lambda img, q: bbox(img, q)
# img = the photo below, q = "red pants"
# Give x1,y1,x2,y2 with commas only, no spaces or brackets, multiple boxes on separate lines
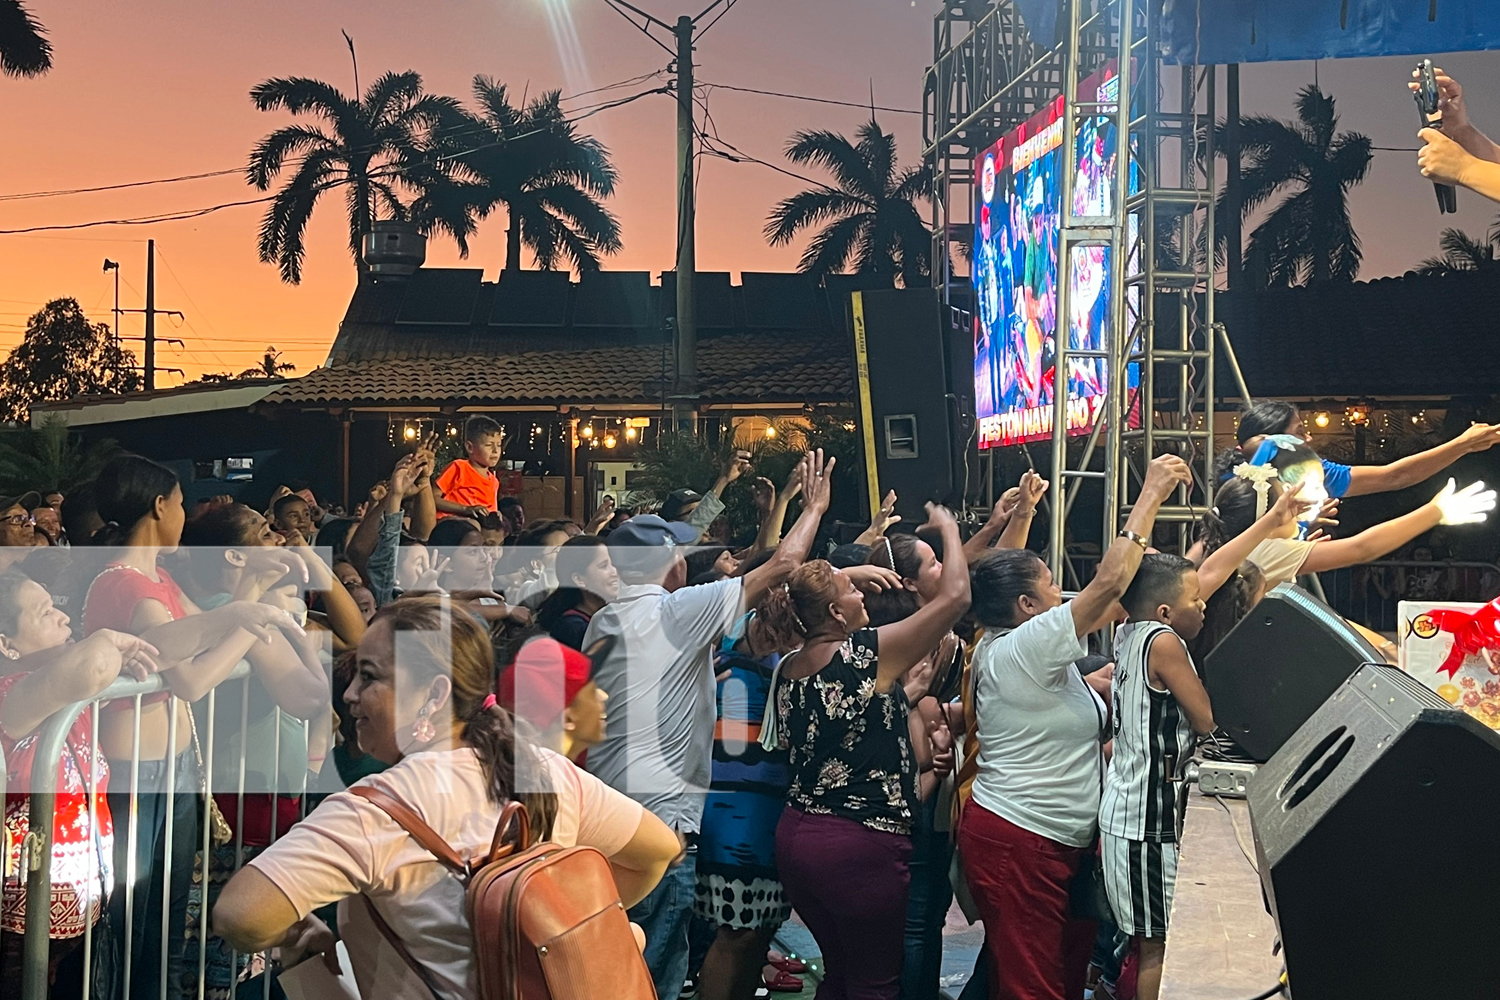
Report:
958,801,1097,1000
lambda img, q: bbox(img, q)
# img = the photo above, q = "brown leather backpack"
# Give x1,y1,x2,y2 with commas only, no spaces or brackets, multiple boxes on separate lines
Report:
349,784,657,1000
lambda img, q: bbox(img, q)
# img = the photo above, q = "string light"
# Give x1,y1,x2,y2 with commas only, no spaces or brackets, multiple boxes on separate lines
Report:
765,424,777,439
626,426,638,441
582,424,595,439
403,425,417,440
1314,412,1330,428
603,433,618,449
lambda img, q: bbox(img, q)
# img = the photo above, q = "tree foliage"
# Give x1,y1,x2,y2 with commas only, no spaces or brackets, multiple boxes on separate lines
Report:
0,0,50,78
411,78,622,273
1417,217,1500,275
246,71,460,283
0,417,119,496
1214,86,1372,287
0,298,141,422
765,119,934,288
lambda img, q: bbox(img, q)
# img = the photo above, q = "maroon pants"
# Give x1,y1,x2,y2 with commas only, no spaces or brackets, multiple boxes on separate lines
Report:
958,802,1097,1000
775,807,913,1000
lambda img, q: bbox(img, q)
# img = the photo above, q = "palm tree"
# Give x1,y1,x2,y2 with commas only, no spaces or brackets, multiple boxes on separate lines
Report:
247,71,459,284
239,347,296,379
0,0,50,77
765,118,933,288
1213,85,1372,287
412,78,621,272
0,417,118,497
1417,218,1500,274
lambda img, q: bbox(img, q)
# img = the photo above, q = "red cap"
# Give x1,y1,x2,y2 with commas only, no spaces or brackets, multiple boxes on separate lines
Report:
497,637,595,731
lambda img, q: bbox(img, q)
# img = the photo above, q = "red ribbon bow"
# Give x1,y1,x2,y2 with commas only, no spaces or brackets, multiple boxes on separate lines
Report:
1428,597,1500,678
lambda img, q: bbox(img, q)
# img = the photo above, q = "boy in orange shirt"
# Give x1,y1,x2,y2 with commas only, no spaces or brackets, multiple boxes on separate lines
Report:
435,416,503,519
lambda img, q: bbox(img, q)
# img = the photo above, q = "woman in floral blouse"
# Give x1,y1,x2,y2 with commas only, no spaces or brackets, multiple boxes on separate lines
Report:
760,504,971,999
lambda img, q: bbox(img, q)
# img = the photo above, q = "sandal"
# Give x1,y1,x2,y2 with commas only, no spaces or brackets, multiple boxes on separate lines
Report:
762,969,805,993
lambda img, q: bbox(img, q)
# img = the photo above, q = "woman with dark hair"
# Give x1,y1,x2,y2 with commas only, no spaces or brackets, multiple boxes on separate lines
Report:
508,519,577,608
0,572,159,992
536,534,619,649
212,597,681,996
1215,400,1500,499
82,456,309,1000
759,503,971,1000
959,455,1189,1000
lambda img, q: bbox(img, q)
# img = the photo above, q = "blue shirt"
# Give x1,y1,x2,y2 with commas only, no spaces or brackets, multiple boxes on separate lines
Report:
1322,459,1352,499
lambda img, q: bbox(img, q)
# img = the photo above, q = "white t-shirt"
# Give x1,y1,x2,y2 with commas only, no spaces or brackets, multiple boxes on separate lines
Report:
1247,537,1317,587
583,577,745,832
968,603,1106,848
250,747,645,1000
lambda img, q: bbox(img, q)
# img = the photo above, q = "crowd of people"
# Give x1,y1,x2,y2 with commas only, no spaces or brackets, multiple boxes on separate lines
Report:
0,404,1496,1000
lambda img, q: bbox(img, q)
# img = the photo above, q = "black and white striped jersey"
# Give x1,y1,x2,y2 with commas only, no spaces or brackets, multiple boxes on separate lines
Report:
1099,620,1194,843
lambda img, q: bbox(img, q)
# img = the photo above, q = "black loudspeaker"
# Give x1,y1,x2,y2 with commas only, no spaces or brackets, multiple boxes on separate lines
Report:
849,288,963,519
1203,583,1380,762
1249,664,1500,998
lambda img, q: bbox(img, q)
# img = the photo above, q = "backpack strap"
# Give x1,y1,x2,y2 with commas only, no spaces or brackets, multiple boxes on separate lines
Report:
350,784,469,876
360,894,448,1000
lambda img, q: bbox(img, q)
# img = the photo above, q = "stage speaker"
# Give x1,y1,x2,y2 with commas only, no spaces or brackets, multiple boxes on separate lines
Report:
848,288,964,520
1249,664,1500,999
1203,583,1381,762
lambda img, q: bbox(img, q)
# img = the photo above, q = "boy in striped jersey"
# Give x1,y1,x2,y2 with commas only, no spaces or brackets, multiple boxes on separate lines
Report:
1099,554,1216,1000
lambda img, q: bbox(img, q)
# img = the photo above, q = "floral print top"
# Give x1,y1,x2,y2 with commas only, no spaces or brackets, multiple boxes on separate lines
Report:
775,629,916,835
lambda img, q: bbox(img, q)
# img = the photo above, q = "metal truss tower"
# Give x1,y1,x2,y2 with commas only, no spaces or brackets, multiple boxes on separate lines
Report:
924,0,1220,581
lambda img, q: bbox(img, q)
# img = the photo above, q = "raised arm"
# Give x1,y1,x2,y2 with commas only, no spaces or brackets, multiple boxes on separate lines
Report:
1413,67,1500,163
996,471,1047,551
744,469,801,559
1070,455,1193,637
962,489,1017,560
1197,483,1312,600
1344,423,1500,497
741,451,833,609
875,505,970,685
854,490,901,548
405,436,439,542
1301,479,1496,574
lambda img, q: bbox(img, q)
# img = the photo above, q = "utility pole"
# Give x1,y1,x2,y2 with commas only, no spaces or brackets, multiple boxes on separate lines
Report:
117,239,185,390
673,14,697,432
601,0,738,433
102,258,120,347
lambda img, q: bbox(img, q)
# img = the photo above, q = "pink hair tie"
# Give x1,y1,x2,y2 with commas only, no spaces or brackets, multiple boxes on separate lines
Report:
481,693,497,711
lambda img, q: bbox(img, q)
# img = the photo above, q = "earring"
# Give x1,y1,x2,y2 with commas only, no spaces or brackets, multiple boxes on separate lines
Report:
412,708,436,743
0,638,17,661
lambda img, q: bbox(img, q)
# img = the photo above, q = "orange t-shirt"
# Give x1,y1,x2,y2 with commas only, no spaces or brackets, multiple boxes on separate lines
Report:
435,459,499,514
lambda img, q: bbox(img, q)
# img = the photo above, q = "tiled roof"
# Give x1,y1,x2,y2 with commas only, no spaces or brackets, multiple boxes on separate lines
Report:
261,333,852,408
1224,270,1500,399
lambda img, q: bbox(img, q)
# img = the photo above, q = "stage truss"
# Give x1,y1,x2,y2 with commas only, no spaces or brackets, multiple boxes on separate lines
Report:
924,0,1221,585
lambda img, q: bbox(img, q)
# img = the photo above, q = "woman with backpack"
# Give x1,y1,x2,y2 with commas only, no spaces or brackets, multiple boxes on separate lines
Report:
212,596,680,999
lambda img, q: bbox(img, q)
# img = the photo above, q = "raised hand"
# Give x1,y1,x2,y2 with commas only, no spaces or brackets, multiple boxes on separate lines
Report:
871,489,901,536
723,450,752,485
924,501,958,532
1433,478,1498,526
798,450,836,514
991,487,1022,525
844,564,903,594
1458,422,1500,454
1268,481,1314,530
586,495,616,533
1411,66,1470,132
415,555,451,592
1016,469,1049,511
751,477,777,514
1141,455,1192,503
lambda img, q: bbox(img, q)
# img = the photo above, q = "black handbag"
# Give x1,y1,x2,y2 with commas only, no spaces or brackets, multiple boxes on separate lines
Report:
1067,688,1114,923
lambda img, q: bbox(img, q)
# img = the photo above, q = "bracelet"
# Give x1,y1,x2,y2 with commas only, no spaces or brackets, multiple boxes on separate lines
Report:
1118,529,1149,552
1015,507,1036,519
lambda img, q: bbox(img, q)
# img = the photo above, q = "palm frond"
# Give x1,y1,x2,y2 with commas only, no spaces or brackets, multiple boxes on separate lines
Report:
0,0,51,77
764,189,865,246
799,213,869,276
783,129,879,199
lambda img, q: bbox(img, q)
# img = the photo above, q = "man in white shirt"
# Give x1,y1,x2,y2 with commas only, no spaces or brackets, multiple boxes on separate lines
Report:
583,451,833,998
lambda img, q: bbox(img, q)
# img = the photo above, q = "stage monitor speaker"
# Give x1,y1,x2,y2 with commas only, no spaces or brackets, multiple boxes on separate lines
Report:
1203,583,1381,762
849,288,963,520
1249,664,1500,999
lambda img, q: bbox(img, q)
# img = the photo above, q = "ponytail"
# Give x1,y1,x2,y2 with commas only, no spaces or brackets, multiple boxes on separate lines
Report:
92,455,179,547
757,560,842,650
464,702,559,842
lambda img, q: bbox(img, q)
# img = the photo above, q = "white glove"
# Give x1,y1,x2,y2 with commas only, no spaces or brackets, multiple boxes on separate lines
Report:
1433,478,1497,526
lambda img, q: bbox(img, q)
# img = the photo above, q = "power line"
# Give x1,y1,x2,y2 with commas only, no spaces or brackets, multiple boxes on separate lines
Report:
0,168,244,204
0,90,665,237
697,79,921,115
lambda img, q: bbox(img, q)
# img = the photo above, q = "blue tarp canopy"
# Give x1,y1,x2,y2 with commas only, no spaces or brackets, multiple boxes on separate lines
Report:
1011,0,1500,65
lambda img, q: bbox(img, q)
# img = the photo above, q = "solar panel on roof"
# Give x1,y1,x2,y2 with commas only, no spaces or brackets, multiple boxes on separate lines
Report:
489,270,571,327
741,272,820,329
574,271,653,328
395,269,484,326
658,272,734,329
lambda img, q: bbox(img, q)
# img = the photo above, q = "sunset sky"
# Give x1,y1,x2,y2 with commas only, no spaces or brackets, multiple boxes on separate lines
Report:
2,1,1497,385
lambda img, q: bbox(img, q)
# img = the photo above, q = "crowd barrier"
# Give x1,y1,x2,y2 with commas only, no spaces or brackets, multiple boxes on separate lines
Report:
1317,559,1500,633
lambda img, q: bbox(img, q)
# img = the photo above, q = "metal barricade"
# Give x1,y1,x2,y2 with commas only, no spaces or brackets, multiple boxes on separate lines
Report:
1316,559,1500,634
16,661,329,1000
